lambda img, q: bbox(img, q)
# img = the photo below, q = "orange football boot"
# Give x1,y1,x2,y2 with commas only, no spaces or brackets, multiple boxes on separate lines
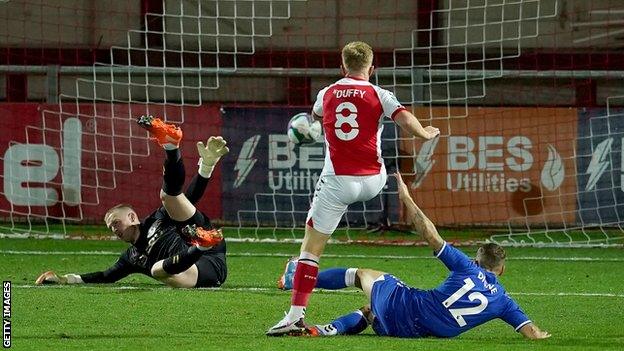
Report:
182,224,223,248
137,115,182,148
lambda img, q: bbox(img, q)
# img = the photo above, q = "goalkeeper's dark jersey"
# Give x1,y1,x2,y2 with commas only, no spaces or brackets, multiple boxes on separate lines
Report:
80,207,226,283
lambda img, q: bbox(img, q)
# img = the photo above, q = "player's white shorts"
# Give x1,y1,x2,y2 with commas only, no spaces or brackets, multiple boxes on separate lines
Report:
306,173,387,235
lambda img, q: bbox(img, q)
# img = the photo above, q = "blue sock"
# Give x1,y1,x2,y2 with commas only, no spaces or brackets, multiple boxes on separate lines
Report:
316,267,348,289
330,311,368,335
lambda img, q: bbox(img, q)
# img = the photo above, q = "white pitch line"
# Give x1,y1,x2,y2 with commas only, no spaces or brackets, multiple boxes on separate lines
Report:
1,250,119,255
11,285,624,298
1,250,623,262
512,292,624,298
12,285,361,294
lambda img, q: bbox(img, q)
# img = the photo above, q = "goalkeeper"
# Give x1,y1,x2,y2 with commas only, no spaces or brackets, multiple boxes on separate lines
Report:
36,116,228,288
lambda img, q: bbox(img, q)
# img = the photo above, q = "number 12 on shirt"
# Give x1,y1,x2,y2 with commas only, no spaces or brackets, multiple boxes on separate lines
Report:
442,278,489,327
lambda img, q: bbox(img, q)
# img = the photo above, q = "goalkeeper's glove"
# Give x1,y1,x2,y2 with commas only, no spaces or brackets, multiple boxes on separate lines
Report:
35,271,83,285
196,136,230,178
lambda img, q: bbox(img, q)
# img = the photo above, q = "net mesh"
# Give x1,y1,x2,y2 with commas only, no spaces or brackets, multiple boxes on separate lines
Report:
1,0,623,246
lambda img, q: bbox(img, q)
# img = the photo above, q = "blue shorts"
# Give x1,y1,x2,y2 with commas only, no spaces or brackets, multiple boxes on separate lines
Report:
370,274,429,338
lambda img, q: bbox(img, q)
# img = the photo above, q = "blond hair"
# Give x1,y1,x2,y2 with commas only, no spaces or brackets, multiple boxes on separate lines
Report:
104,203,134,223
476,243,506,271
341,41,373,73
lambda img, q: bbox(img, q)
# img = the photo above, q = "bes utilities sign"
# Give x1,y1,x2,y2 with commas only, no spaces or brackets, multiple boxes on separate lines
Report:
401,107,579,225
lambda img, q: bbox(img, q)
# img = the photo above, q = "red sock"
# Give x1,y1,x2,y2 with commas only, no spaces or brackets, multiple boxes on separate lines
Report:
291,260,319,307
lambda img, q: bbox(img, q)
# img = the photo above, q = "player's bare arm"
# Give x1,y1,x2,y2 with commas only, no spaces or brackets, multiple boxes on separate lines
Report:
394,172,444,251
519,323,551,340
394,110,440,140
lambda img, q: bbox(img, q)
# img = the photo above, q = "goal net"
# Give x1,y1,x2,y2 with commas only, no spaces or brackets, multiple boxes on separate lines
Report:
1,0,622,246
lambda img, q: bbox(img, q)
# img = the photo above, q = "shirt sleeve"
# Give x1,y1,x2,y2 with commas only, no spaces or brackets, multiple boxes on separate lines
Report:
80,253,137,284
434,242,475,272
312,87,328,117
375,87,406,119
500,296,532,332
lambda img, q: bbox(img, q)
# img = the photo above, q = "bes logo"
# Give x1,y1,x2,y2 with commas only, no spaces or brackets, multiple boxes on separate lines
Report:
232,134,323,191
411,135,566,193
584,138,612,191
233,135,261,188
583,137,624,192
413,138,439,188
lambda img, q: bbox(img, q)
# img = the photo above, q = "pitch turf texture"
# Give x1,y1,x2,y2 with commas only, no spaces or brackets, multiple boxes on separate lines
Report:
2,236,623,350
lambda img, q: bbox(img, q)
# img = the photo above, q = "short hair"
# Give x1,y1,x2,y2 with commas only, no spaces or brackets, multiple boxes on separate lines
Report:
476,243,506,271
341,41,374,73
104,204,134,223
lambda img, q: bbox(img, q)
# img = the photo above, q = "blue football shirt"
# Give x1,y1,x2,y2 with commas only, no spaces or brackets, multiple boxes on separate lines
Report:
410,242,531,337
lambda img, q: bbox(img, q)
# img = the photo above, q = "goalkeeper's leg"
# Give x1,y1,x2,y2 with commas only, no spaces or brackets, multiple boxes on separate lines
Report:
158,145,196,222
139,115,228,222
136,115,197,222
150,245,226,288
150,246,204,288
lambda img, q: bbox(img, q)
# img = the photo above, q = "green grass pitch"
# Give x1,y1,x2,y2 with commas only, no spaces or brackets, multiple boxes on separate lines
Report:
1,237,623,350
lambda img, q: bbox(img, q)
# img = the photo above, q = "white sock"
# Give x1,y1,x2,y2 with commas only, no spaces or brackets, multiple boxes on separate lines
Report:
286,306,306,322
162,144,178,151
345,268,357,287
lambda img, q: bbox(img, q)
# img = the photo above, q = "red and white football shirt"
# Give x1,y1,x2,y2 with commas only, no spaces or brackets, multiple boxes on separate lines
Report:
313,77,406,176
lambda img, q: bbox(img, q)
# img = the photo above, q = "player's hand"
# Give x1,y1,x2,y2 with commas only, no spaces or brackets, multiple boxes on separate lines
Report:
308,120,322,142
394,173,411,200
35,270,67,285
422,125,440,140
197,136,229,166
537,330,552,339
519,323,551,340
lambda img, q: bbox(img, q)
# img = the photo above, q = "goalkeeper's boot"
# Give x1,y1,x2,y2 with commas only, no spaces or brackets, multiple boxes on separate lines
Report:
182,224,223,249
277,257,298,290
266,316,307,336
137,115,182,149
